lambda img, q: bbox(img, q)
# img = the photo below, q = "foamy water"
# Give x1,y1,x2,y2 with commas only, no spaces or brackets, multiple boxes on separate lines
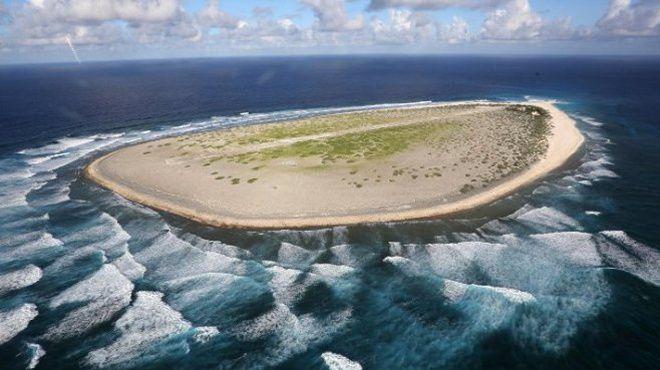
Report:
0,101,658,368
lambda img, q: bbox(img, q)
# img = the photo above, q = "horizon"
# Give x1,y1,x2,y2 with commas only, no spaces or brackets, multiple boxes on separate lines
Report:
1,0,659,65
2,51,660,67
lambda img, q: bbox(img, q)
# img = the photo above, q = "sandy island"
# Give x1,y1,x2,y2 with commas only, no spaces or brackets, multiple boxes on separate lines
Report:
85,101,584,229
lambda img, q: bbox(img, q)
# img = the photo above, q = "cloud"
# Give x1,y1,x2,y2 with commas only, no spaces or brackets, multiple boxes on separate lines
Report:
224,17,312,49
0,0,657,61
438,16,473,43
197,0,240,29
597,0,660,37
28,0,182,24
480,0,542,40
480,0,582,41
370,9,435,44
5,0,211,47
367,0,505,11
301,0,364,31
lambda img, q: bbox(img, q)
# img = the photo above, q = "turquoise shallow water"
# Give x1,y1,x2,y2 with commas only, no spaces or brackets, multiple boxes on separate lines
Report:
0,56,659,369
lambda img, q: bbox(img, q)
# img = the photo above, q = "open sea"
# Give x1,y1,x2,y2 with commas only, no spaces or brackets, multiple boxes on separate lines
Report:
0,56,659,369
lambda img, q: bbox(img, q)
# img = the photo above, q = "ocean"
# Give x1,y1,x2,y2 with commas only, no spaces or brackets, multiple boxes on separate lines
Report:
0,56,659,369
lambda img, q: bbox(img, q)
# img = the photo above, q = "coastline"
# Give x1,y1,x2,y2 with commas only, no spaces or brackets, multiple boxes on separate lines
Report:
84,100,584,229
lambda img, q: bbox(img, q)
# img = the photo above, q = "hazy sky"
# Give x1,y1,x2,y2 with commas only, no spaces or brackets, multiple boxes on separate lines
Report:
1,0,659,64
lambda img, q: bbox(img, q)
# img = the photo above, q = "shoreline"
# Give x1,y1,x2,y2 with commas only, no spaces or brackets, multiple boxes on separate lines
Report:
85,100,584,229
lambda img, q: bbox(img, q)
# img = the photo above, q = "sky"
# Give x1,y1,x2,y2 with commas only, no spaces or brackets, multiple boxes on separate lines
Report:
0,0,658,64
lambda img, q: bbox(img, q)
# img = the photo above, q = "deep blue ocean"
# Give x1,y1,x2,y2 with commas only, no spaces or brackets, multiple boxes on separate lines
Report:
0,56,659,369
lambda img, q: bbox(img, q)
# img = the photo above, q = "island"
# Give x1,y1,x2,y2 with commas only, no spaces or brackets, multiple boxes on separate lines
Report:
85,101,584,229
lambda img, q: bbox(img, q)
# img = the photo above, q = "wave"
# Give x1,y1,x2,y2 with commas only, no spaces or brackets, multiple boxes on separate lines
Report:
0,303,38,345
112,251,146,281
276,242,322,268
0,232,63,262
578,157,618,180
60,212,131,259
43,264,134,341
268,265,314,307
329,244,380,268
575,114,605,127
321,352,362,370
596,230,660,285
19,136,99,156
86,291,192,368
309,263,355,279
229,302,353,368
0,264,42,295
528,232,602,267
163,271,270,327
176,232,253,259
134,231,261,283
443,279,536,304
26,342,46,369
192,326,219,344
512,206,581,232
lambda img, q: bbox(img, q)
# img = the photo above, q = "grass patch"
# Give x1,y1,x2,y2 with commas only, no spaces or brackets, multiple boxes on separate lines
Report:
229,121,460,164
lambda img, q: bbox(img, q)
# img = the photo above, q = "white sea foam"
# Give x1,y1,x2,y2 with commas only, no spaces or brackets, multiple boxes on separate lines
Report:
0,232,63,261
27,181,71,208
267,265,313,307
19,137,98,156
2,214,49,231
231,303,296,342
321,352,362,370
43,246,106,276
135,231,250,281
309,263,355,279
442,279,469,302
86,291,192,368
112,251,147,281
26,342,46,369
579,157,618,180
424,241,507,279
0,170,46,209
597,231,660,285
329,244,378,268
163,272,246,318
575,115,605,127
0,264,42,295
231,303,352,367
513,206,580,231
529,232,602,267
383,255,422,275
585,210,601,216
0,303,38,345
482,285,536,304
277,242,321,267
0,231,44,249
49,264,133,308
61,213,130,258
44,264,134,340
178,232,252,259
192,326,219,344
443,279,536,304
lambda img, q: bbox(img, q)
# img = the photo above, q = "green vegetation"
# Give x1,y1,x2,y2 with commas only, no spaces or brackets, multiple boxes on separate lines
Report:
158,104,554,194
228,120,460,165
